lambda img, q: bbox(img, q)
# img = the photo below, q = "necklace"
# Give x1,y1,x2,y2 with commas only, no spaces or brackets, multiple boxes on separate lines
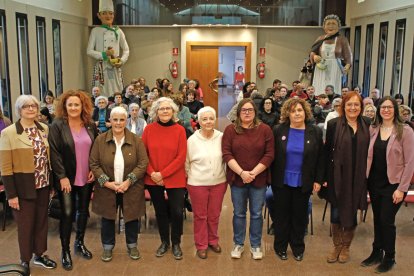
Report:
380,125,393,131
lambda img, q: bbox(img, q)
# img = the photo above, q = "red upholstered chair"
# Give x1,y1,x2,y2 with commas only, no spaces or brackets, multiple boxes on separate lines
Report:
0,184,9,231
403,191,414,221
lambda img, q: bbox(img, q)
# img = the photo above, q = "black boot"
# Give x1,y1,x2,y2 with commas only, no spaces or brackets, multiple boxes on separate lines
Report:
361,248,383,267
172,244,183,260
155,241,170,257
74,213,92,259
61,249,73,271
375,256,395,273
74,239,93,260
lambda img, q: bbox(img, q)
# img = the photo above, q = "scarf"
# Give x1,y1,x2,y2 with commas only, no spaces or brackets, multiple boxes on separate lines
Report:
310,32,340,55
332,116,369,228
100,24,119,40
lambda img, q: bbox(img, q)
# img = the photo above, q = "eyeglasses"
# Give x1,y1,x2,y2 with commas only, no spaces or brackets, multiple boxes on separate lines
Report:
158,107,172,112
380,105,394,110
241,108,254,114
22,104,38,110
264,102,272,105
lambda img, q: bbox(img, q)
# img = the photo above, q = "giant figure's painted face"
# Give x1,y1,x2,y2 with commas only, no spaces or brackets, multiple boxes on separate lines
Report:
97,11,114,26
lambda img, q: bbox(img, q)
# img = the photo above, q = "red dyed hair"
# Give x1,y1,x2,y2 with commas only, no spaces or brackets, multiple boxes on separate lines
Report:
339,91,363,117
55,89,93,125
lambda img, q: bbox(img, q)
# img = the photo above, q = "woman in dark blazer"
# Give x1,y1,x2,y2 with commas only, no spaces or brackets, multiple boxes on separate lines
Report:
272,98,324,261
49,90,98,270
324,91,370,264
92,96,111,133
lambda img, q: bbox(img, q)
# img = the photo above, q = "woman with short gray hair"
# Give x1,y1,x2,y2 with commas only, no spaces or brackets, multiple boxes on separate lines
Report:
186,106,227,259
142,97,187,260
126,103,147,137
90,106,148,262
0,95,57,274
93,96,111,133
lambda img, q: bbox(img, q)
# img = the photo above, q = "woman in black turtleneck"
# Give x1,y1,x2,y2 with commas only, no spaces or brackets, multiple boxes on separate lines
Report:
142,97,187,260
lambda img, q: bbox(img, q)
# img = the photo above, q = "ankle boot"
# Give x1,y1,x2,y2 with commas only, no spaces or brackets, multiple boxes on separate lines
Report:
375,256,395,273
61,250,73,271
74,239,93,260
338,227,355,263
361,248,383,267
327,223,343,263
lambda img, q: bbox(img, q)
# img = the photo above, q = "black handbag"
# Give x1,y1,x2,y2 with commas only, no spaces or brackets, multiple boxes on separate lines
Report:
48,195,61,220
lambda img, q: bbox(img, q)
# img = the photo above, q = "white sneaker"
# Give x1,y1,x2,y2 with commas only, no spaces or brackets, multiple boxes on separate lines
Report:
250,247,263,260
231,245,244,259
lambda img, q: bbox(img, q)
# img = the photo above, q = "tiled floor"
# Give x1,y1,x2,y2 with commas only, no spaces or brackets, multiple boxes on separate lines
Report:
1,191,414,276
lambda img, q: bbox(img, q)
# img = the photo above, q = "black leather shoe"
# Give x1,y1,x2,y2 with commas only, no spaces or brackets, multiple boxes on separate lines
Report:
375,258,395,273
33,255,57,269
293,253,304,261
20,261,30,275
172,244,183,260
61,250,73,271
275,251,288,260
155,242,170,257
361,249,383,267
74,240,93,260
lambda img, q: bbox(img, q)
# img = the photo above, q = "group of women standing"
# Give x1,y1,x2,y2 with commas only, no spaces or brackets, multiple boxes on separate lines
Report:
0,89,413,274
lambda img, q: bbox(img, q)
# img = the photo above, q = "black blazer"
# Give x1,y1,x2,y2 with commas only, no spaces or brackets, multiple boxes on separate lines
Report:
92,107,111,123
49,118,98,188
271,122,324,193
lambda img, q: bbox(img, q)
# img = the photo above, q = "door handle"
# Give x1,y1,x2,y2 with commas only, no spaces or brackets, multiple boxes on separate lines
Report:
208,78,219,93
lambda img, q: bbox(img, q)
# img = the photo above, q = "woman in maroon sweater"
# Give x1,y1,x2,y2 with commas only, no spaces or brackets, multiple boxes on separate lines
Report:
142,97,187,260
222,98,274,260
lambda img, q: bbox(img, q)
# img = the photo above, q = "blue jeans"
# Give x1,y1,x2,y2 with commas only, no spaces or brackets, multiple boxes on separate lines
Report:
231,185,266,248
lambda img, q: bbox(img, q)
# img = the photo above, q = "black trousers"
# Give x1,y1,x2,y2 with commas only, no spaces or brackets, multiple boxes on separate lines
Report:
101,193,140,249
369,184,405,258
146,185,185,245
272,185,311,255
58,184,93,250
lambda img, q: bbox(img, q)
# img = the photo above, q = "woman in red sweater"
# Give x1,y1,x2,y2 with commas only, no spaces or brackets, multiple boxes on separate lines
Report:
142,97,187,260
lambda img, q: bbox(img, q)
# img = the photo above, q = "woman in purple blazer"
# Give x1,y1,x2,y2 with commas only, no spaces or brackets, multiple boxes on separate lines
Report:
361,96,414,273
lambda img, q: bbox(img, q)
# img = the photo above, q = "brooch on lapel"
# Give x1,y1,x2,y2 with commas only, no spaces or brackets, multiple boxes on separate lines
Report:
282,136,286,141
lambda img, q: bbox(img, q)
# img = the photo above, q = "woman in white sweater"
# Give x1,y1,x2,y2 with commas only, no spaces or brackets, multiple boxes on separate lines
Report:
185,106,227,259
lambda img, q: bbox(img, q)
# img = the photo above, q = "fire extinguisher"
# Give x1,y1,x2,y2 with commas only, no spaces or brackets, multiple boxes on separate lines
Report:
169,61,178,79
256,61,265,79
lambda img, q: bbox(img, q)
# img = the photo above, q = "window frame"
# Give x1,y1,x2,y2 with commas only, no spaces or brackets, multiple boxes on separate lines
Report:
36,16,49,100
0,10,11,120
391,19,406,96
52,19,63,95
352,26,362,89
375,22,388,96
15,12,31,95
362,24,374,98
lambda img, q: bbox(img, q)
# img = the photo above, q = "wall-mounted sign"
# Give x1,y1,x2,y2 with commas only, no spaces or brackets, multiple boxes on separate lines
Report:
172,48,179,56
259,48,266,57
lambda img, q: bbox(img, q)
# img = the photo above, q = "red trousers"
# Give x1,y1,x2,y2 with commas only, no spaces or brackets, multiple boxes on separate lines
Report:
187,183,227,250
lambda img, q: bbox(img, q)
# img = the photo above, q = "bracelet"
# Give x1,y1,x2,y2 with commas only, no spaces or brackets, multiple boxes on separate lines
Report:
239,170,244,176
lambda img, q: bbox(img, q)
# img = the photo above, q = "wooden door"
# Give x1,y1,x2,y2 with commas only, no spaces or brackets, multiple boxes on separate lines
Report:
187,46,219,113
